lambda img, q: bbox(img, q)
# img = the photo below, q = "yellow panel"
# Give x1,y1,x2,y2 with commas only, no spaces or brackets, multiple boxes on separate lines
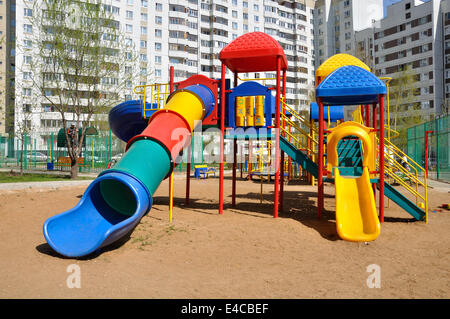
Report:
316,54,371,84
236,97,246,127
334,167,380,242
254,95,265,126
245,96,255,127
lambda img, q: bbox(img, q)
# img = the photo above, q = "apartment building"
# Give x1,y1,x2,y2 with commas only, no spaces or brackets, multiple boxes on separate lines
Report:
355,0,449,119
0,0,15,138
313,0,384,68
9,0,316,153
441,0,450,114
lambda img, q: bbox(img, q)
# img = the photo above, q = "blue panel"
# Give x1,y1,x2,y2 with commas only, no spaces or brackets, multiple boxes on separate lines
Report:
316,66,387,105
310,103,344,121
227,81,274,128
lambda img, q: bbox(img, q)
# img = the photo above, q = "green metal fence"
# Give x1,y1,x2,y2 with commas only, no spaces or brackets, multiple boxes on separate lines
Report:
0,129,206,174
407,115,450,182
0,130,126,173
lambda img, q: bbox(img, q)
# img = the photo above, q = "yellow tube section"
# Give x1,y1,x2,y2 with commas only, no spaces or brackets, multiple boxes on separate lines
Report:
165,91,205,133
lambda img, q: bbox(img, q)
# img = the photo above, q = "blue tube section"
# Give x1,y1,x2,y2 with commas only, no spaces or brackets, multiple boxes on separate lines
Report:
43,171,151,257
109,100,158,143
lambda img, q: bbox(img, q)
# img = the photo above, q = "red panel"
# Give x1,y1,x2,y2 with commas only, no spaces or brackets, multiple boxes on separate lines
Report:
127,110,191,161
219,32,288,72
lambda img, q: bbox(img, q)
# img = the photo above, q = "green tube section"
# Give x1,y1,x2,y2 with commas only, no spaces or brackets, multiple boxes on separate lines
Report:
99,139,171,216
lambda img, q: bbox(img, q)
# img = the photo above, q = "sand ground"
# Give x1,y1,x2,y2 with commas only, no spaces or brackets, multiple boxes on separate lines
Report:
0,174,449,298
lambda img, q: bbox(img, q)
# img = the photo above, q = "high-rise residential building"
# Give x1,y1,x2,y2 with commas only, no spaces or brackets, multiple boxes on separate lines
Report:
0,0,16,138
313,0,384,68
355,0,450,119
9,0,317,151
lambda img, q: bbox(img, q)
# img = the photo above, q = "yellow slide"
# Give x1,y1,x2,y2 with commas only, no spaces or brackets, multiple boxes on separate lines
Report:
334,167,380,242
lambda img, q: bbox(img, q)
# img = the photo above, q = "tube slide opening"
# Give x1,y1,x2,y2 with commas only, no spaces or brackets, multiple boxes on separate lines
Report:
98,178,138,217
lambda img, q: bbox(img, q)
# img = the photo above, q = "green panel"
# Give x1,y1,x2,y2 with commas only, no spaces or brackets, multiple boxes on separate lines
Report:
106,139,171,195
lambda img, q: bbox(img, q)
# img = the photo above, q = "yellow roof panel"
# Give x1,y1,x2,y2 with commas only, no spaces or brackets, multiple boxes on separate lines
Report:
316,54,371,83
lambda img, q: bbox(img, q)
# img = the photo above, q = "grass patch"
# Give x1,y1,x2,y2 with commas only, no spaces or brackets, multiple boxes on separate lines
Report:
0,171,94,183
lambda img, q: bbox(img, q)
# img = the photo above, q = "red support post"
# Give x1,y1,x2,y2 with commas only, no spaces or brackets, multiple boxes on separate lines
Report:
232,73,238,207
379,95,385,223
372,103,377,195
318,98,324,219
219,64,226,215
232,139,237,207
365,104,370,127
273,57,281,218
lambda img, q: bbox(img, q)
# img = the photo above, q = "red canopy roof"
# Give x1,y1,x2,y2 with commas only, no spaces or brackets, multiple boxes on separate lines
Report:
219,32,288,73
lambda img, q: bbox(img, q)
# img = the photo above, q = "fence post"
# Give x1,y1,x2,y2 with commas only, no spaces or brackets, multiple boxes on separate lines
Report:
435,117,440,180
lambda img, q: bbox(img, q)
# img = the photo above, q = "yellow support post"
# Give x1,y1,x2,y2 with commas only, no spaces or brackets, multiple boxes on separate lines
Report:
169,171,174,222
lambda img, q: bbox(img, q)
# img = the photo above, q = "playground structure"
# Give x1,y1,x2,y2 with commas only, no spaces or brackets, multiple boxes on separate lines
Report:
42,32,429,258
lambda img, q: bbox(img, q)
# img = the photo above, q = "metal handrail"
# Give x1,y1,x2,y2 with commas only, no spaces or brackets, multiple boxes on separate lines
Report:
133,82,170,118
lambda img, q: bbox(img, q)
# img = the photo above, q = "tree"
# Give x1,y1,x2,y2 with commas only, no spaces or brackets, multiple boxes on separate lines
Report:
388,65,422,150
15,106,36,175
22,0,141,178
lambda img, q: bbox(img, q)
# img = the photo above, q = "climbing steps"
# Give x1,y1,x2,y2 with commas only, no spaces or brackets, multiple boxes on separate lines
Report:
280,136,318,178
378,182,425,221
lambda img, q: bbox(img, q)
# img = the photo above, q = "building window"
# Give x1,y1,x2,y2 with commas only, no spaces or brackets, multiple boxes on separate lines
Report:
155,16,162,24
126,10,133,19
155,43,162,51
155,56,161,64
24,24,33,33
155,29,162,37
24,8,32,17
156,3,163,11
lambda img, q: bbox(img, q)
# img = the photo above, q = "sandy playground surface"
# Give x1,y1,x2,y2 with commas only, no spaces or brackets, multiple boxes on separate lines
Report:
0,173,449,299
